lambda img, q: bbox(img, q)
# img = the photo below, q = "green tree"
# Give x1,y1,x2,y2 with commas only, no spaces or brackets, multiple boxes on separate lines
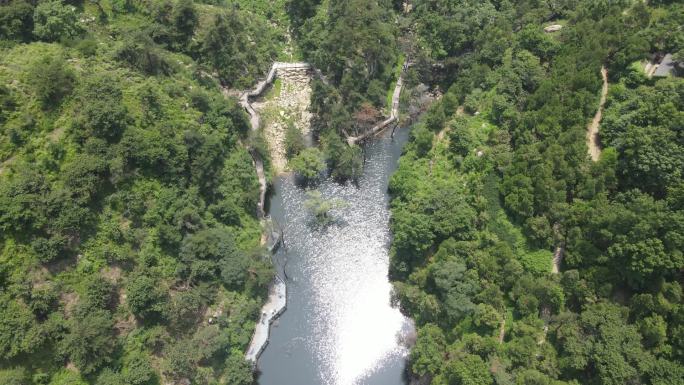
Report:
412,125,433,157
304,190,347,226
0,0,35,41
125,274,168,321
32,0,82,42
171,0,197,49
223,352,254,385
75,74,129,142
27,55,75,109
59,308,116,374
179,227,249,288
410,324,446,377
290,147,325,183
163,339,197,380
284,122,305,159
435,354,492,385
0,296,42,360
448,118,475,159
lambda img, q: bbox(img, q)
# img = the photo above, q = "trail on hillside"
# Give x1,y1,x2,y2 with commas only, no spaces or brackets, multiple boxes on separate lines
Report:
587,66,608,161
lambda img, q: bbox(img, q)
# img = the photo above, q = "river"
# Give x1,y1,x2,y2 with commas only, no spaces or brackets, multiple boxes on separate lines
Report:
257,126,413,385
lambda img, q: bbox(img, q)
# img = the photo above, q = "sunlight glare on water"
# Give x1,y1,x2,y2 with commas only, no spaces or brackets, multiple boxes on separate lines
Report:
274,137,409,385
259,128,413,385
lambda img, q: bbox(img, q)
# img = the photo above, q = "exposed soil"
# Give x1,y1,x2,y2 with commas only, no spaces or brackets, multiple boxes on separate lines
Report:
587,66,608,161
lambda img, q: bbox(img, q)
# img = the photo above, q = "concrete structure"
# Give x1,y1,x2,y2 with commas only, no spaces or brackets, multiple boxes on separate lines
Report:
544,24,563,33
653,53,676,77
238,62,321,218
245,276,287,362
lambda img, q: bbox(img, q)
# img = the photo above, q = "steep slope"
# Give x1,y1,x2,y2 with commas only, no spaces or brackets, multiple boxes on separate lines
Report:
0,1,285,384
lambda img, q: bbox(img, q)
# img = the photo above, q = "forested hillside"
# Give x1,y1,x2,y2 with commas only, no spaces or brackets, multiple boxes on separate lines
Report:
2,0,683,384
287,0,402,181
0,0,284,384
389,1,684,384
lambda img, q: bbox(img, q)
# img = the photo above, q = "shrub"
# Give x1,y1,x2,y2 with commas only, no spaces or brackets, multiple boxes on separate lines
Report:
27,55,75,109
32,0,83,42
284,122,305,159
0,367,29,385
290,147,325,183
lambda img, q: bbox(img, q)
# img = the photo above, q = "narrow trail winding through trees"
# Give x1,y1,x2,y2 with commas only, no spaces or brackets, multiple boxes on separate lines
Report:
587,66,608,161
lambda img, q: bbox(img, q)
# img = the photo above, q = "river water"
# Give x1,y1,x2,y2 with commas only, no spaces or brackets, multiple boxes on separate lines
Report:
257,126,413,385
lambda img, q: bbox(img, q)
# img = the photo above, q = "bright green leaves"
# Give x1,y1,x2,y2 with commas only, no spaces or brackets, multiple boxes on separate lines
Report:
290,147,325,183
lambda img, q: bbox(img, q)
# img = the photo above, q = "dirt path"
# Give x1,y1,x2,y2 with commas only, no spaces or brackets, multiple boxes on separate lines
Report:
587,66,608,161
551,245,563,274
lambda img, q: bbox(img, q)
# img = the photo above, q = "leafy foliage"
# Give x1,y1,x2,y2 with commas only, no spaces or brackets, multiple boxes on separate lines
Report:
32,0,83,42
390,1,684,384
290,147,325,183
0,1,276,383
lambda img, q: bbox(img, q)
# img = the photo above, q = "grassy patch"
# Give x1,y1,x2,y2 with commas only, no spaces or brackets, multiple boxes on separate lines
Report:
520,249,553,274
265,78,282,101
483,173,551,275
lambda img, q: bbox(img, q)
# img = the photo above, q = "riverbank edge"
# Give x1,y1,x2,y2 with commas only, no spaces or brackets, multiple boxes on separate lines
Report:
236,62,310,364
237,59,408,365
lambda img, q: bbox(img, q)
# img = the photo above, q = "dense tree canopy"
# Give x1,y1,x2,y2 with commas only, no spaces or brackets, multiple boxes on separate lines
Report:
1,0,683,384
0,0,277,383
389,1,684,384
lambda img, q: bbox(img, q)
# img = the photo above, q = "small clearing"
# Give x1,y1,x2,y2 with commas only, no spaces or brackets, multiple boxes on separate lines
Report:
0,155,16,175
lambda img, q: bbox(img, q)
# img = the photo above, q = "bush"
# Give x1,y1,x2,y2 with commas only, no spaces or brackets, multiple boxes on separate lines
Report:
284,122,305,159
0,0,35,41
28,55,75,109
520,249,552,275
32,0,83,42
290,147,325,183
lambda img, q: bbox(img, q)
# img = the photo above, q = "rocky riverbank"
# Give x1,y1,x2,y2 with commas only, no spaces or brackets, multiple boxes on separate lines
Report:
252,68,313,173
